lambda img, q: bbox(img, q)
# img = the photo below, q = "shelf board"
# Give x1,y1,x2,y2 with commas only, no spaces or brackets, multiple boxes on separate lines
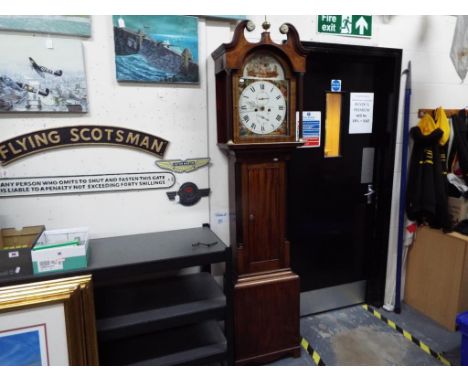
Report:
99,321,227,366
0,227,227,287
96,272,226,340
89,227,227,282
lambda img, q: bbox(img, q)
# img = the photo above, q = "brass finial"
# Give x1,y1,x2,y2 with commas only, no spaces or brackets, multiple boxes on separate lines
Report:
279,23,289,34
262,16,270,31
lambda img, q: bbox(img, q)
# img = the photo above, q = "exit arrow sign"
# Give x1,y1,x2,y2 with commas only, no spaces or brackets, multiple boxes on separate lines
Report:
318,15,372,38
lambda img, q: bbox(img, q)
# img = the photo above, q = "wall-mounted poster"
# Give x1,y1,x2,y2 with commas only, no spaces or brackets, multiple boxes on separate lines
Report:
0,35,88,113
113,15,199,83
0,16,91,37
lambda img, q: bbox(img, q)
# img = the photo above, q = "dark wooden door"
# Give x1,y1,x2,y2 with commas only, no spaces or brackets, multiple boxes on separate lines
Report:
288,42,401,312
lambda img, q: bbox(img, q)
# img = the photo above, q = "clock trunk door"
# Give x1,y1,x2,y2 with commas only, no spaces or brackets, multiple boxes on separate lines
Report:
241,161,287,274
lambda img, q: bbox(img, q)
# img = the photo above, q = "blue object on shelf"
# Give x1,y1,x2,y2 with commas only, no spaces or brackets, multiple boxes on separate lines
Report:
456,311,468,366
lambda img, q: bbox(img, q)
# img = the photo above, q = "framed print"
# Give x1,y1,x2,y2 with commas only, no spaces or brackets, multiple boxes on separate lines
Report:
112,15,199,83
0,16,91,37
0,275,98,365
0,34,88,113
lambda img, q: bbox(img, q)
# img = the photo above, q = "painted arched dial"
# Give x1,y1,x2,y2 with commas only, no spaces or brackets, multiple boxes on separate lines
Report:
238,80,287,135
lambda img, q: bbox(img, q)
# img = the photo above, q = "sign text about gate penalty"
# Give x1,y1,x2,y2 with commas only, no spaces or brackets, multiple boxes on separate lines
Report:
0,126,170,165
0,173,176,197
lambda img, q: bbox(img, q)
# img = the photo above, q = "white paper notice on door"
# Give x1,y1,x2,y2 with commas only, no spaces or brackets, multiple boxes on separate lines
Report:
349,93,374,134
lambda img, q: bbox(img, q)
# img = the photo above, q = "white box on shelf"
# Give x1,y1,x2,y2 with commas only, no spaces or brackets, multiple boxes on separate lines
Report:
31,227,89,274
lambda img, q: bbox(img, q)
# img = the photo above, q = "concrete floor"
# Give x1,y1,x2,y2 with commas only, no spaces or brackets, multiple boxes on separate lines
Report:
269,302,462,366
377,303,461,365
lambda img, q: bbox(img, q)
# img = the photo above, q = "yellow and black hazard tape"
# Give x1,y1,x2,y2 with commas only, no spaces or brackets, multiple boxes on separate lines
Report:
362,304,451,366
301,337,325,366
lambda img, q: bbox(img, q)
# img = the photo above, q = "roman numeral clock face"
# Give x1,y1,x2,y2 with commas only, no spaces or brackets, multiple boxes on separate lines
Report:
238,80,288,136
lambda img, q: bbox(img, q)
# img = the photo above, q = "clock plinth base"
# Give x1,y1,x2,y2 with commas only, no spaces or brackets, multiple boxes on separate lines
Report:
233,270,300,365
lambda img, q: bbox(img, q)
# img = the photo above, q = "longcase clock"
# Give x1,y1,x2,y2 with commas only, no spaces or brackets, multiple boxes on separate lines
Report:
212,20,307,364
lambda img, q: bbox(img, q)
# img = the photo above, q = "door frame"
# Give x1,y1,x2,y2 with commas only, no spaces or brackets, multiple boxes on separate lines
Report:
299,41,402,308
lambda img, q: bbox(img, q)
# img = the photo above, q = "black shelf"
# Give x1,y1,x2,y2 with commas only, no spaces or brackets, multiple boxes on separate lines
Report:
89,227,227,282
0,227,227,287
96,272,226,341
0,226,232,365
99,321,227,366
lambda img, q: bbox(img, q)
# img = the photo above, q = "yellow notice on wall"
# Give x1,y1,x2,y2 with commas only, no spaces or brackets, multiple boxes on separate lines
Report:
324,92,342,157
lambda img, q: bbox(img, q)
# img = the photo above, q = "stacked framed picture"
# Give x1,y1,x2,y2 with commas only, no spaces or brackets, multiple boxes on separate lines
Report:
0,275,98,366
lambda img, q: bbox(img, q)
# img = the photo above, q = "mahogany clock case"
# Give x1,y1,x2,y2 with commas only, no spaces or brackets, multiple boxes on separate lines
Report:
211,21,306,365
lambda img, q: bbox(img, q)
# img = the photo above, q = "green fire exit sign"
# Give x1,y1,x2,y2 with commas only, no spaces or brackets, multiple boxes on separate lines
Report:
318,15,372,38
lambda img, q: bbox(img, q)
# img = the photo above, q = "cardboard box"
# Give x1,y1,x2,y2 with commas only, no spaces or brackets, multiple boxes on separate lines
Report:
448,196,468,226
31,227,89,274
0,225,45,278
405,226,468,330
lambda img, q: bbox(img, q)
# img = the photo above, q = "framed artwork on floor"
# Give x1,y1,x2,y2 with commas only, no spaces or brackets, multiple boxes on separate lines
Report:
0,275,98,366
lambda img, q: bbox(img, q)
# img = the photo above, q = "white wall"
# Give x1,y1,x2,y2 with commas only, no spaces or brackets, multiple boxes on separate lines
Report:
0,16,217,238
1,16,466,302
376,16,464,308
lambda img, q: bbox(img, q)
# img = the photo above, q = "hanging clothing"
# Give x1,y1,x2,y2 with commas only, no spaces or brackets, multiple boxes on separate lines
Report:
450,109,468,186
406,108,452,230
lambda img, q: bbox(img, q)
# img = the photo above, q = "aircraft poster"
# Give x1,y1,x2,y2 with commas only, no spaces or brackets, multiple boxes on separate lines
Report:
0,34,88,113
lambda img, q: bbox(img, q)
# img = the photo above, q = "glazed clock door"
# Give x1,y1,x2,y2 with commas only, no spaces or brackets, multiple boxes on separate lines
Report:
238,80,287,135
233,51,296,143
240,160,287,274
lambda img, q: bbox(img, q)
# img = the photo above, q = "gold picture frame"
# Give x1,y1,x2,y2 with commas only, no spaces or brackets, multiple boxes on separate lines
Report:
0,275,98,365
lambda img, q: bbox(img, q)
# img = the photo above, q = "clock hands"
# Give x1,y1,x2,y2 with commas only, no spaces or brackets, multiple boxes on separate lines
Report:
240,107,256,113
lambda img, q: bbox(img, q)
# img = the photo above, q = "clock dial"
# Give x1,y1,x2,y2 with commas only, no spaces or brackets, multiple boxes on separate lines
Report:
238,80,287,135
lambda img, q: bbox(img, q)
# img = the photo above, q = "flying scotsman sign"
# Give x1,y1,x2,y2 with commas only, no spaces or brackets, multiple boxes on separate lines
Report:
0,126,170,165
